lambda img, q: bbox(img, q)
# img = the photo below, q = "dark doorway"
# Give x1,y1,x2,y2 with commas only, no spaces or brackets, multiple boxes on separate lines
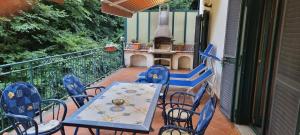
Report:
233,0,284,134
249,0,283,133
233,0,300,135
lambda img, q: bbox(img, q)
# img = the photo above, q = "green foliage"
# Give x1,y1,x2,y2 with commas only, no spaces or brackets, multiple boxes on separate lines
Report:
0,0,191,64
0,0,124,64
168,0,195,10
148,0,195,10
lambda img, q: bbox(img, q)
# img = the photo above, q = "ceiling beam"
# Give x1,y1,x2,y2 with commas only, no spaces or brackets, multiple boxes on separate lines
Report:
102,0,134,13
110,0,129,5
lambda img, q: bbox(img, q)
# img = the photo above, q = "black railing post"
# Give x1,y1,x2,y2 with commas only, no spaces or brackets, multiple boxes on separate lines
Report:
120,36,126,67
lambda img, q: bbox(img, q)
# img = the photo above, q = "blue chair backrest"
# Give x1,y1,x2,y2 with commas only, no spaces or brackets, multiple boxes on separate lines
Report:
63,74,86,106
191,69,213,87
145,65,170,85
195,95,217,134
200,44,214,64
0,82,41,118
192,82,208,110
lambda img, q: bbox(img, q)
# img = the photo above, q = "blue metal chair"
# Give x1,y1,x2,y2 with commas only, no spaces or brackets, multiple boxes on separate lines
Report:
138,44,214,80
63,74,105,108
163,82,209,127
136,65,170,109
63,74,106,135
159,95,217,135
0,82,67,135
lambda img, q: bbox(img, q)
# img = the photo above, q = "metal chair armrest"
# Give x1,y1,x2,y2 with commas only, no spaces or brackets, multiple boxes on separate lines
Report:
85,86,106,95
170,92,195,101
5,113,35,121
85,86,106,89
170,92,195,108
167,107,200,118
71,94,94,98
5,113,39,134
169,102,194,108
41,99,67,121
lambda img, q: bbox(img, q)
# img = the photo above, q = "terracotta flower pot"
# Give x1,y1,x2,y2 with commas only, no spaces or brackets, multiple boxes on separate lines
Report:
105,46,117,52
105,43,118,52
132,43,141,50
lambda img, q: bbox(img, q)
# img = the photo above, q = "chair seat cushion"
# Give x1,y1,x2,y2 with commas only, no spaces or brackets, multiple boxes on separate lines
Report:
162,129,190,135
27,120,61,134
166,108,189,119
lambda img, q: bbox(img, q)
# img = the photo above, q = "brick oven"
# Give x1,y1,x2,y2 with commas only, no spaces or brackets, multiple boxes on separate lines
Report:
150,6,175,69
124,6,195,70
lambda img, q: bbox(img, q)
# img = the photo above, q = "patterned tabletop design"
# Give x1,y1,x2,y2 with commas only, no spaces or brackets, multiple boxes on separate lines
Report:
63,82,162,133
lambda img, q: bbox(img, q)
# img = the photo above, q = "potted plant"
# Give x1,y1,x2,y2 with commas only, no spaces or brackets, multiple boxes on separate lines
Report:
131,39,141,50
146,42,153,50
105,43,118,52
176,43,185,51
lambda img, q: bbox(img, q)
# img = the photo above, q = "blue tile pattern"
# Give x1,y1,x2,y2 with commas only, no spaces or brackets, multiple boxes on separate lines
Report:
1,82,41,118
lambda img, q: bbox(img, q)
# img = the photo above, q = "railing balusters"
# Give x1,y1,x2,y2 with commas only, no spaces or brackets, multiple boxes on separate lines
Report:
0,48,122,133
29,62,34,84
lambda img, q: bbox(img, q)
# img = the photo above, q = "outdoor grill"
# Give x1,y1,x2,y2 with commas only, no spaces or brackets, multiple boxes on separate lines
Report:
151,5,175,68
124,5,195,70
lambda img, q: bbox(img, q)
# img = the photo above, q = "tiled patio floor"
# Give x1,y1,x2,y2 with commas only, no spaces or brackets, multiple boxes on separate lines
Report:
5,67,240,135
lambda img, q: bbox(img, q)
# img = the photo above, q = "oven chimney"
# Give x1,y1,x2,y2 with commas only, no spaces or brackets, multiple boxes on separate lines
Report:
154,5,172,38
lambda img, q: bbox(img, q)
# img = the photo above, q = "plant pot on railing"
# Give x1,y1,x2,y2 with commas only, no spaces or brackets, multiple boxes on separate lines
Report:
105,43,118,52
177,45,185,51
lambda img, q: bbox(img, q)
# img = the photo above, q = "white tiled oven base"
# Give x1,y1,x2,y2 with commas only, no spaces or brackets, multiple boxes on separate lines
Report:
124,50,193,70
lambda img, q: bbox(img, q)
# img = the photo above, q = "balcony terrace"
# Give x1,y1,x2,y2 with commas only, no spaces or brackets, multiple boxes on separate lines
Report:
0,48,239,135
56,67,239,135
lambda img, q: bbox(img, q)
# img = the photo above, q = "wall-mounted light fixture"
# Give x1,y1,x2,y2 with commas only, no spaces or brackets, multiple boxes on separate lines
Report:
204,0,212,8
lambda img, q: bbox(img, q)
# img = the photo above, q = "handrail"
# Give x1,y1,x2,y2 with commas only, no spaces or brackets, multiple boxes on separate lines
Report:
0,48,101,68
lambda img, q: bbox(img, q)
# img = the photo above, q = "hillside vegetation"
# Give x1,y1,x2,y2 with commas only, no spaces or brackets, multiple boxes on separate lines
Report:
0,0,194,64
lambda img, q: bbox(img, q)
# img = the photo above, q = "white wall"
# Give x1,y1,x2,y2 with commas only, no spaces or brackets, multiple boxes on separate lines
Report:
207,0,229,97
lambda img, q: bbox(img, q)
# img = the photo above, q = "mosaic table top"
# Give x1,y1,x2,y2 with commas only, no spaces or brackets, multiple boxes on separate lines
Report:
63,82,162,133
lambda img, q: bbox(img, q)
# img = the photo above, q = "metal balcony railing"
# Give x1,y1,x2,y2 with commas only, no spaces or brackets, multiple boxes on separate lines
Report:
0,48,123,133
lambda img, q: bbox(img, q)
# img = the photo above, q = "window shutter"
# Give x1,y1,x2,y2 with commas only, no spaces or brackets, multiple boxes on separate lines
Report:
268,0,300,135
220,0,242,119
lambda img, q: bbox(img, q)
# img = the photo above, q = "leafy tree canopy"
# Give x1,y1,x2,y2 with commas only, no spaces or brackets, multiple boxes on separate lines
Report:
0,0,123,64
0,0,194,64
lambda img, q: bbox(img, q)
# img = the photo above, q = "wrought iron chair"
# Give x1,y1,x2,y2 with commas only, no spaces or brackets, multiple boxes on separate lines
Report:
163,82,208,126
63,74,105,134
136,65,170,109
159,95,217,135
0,82,67,135
62,74,105,108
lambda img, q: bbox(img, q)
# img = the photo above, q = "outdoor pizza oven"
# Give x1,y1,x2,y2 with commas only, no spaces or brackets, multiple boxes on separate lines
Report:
153,5,173,51
124,5,195,70
151,5,174,68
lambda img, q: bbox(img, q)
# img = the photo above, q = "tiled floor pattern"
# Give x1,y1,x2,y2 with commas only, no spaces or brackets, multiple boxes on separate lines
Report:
4,67,240,135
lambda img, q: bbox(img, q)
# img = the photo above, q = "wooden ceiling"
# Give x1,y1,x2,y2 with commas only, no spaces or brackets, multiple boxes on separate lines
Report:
100,0,169,18
0,0,167,18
